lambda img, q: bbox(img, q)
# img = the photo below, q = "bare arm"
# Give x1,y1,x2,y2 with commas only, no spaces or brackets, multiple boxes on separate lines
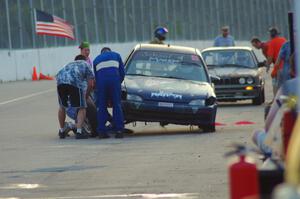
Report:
266,56,273,72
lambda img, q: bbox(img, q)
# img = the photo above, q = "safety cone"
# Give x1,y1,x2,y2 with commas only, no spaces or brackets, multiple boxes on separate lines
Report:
32,66,38,81
39,72,54,80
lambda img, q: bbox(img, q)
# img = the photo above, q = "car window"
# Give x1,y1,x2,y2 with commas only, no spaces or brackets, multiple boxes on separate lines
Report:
202,50,256,68
126,50,208,82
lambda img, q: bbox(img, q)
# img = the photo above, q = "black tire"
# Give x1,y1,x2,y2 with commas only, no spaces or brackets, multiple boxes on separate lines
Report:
200,124,216,133
252,89,265,105
86,99,98,136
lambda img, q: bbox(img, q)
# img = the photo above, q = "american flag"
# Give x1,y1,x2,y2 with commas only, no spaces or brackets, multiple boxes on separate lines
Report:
34,9,75,40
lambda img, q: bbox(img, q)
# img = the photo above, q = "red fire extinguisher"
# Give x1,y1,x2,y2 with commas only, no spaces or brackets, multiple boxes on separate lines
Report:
227,145,260,199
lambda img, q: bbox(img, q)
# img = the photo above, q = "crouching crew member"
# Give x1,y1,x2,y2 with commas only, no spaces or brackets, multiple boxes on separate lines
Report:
93,47,125,139
56,55,94,139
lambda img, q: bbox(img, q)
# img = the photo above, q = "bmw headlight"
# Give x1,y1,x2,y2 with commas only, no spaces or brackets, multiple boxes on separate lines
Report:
189,99,205,106
239,77,246,84
127,94,143,101
246,77,254,84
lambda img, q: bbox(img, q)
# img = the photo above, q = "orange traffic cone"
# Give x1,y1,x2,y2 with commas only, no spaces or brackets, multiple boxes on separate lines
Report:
39,72,54,80
32,66,38,81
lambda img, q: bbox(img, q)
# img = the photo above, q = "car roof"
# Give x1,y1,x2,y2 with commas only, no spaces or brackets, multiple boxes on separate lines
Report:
201,46,253,52
134,43,198,54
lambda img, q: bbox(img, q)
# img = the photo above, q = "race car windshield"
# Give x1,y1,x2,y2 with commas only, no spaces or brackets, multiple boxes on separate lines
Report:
202,50,255,68
126,50,208,82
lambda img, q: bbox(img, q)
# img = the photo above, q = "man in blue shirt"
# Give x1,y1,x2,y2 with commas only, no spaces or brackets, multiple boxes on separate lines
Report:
56,55,94,139
93,47,125,139
275,41,291,88
214,26,235,47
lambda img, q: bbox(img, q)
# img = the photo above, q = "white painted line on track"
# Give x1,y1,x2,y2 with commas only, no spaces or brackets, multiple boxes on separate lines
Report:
0,193,200,199
0,88,55,106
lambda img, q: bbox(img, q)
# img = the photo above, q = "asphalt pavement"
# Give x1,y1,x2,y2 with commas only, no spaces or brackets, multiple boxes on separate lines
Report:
0,74,272,199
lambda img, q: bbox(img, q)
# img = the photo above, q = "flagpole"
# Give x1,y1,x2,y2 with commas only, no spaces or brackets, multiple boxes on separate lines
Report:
33,8,42,74
5,0,18,80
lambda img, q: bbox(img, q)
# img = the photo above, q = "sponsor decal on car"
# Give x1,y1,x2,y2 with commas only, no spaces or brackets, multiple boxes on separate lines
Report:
151,91,183,100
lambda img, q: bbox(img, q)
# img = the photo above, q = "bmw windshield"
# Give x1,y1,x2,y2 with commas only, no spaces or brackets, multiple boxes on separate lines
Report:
202,50,255,68
126,50,209,82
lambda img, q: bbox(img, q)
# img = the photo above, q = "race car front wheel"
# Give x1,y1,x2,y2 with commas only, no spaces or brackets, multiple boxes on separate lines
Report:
199,124,216,133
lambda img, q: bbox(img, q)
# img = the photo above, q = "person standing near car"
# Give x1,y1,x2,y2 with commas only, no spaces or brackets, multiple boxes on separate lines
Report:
93,47,125,139
251,37,269,59
56,55,94,139
214,26,235,47
150,27,168,44
274,41,291,89
265,27,286,96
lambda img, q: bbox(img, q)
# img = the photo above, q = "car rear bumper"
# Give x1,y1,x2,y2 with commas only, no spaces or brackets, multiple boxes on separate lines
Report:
122,100,217,125
215,85,261,100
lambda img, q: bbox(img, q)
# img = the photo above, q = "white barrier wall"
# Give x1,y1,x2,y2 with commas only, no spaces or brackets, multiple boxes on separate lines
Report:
0,40,262,82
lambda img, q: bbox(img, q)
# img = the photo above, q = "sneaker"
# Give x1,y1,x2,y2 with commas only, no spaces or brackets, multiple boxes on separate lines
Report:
98,133,110,139
115,131,124,139
58,130,67,139
75,132,89,139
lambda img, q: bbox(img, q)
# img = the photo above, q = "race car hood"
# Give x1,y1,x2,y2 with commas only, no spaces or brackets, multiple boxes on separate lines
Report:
208,66,257,78
124,75,215,103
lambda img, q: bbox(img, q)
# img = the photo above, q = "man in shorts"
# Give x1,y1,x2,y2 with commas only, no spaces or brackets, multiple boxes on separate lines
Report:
56,55,94,139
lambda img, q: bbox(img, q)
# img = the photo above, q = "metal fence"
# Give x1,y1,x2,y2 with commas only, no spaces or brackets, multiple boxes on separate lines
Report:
0,0,291,49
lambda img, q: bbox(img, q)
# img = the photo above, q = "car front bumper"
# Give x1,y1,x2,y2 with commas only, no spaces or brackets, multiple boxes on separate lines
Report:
215,85,261,100
122,100,217,125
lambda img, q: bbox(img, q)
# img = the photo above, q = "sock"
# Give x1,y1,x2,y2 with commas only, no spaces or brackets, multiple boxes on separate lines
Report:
59,123,68,132
77,128,82,134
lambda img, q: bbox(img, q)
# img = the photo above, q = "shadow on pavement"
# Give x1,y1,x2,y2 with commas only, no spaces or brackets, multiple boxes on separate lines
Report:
218,101,264,108
124,128,214,138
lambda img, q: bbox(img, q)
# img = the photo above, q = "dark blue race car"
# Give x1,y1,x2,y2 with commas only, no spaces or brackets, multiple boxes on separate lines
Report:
121,44,218,132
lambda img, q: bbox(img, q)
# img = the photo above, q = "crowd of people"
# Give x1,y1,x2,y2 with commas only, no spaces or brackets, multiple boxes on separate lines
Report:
249,28,295,160
55,24,294,147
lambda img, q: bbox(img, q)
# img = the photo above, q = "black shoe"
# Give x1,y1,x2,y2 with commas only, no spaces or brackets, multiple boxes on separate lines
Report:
58,130,67,139
115,131,124,139
75,132,89,139
98,133,110,139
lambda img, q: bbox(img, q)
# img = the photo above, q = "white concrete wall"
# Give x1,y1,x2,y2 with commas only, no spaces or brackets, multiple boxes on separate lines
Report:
0,40,262,82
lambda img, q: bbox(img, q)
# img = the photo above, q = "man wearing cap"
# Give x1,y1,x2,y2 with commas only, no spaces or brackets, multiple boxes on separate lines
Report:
79,41,92,68
93,47,125,139
265,27,286,96
214,26,235,47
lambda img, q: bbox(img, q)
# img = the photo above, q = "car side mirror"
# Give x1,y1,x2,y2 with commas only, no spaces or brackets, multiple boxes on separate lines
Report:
257,62,266,68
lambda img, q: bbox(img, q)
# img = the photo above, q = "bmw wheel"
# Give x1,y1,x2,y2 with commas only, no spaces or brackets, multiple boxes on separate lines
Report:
252,88,265,105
